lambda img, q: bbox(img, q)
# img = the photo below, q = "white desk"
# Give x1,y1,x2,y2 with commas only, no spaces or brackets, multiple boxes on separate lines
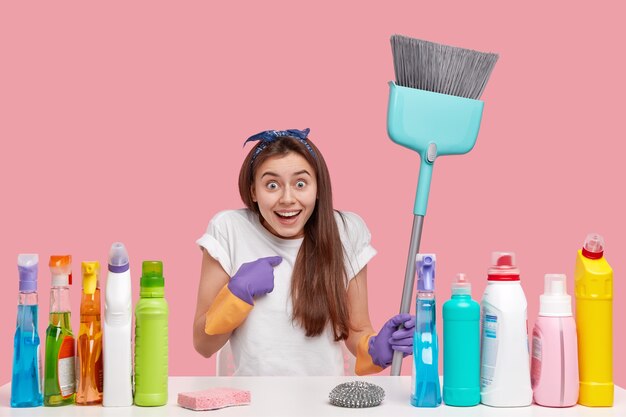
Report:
1,377,624,417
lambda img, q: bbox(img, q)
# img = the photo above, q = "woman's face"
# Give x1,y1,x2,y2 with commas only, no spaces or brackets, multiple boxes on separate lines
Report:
251,152,317,239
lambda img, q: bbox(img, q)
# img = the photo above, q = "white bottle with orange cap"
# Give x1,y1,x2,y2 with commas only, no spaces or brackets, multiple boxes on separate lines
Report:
479,251,532,407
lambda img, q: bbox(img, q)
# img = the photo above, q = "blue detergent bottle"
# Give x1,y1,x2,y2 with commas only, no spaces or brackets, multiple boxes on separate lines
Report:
411,254,442,407
443,273,480,406
11,254,44,407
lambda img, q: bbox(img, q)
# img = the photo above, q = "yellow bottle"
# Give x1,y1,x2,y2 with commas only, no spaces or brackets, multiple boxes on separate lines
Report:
76,261,103,405
574,233,613,406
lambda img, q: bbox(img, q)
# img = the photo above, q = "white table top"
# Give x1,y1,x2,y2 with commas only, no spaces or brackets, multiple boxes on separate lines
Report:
1,376,624,417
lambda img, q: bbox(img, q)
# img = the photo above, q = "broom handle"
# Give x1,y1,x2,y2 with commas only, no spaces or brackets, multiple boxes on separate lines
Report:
390,214,424,376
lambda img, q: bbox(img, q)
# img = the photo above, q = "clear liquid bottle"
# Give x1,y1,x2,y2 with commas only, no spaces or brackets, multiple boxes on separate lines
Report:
43,255,76,406
76,261,103,405
411,254,441,407
11,254,43,408
134,261,169,406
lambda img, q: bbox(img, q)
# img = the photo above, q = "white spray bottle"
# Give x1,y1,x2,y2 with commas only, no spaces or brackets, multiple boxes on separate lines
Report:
103,242,133,406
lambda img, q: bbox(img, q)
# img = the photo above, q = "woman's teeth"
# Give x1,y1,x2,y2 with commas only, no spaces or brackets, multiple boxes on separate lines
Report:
276,211,300,218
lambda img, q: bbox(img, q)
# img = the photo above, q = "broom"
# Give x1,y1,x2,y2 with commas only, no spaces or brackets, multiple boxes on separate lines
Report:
388,35,498,375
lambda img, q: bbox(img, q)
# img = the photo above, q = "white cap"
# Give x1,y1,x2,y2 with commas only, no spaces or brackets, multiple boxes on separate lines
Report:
539,274,572,316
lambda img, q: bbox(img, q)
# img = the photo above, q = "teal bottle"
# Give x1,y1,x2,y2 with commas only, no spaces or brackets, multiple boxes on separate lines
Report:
442,273,480,406
134,261,168,407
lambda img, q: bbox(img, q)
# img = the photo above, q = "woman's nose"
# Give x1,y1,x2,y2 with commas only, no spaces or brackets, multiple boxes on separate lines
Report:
279,187,295,204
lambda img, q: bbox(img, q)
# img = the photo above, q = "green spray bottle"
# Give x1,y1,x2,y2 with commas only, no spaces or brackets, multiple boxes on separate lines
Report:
44,255,75,406
442,273,480,406
134,261,168,406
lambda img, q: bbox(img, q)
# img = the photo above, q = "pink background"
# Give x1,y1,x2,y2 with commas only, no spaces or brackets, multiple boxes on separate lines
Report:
1,1,624,386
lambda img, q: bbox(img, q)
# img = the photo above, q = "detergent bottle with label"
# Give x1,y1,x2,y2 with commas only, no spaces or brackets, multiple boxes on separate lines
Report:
480,252,532,407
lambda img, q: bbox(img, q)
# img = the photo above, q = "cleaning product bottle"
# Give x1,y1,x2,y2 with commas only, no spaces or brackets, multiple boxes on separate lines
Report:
480,251,532,407
11,254,43,408
531,274,578,406
43,255,75,406
575,233,613,406
442,273,480,406
411,254,441,407
103,242,133,406
134,260,169,406
76,261,103,405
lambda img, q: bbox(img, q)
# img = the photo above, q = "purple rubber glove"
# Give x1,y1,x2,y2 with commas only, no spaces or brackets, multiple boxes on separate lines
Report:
227,256,282,305
368,313,416,368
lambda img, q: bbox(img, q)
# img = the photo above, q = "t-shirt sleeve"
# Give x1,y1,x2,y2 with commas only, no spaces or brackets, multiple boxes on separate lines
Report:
338,211,377,280
196,211,233,276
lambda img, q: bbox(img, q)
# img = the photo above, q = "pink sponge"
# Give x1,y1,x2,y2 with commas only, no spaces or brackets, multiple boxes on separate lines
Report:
178,387,251,411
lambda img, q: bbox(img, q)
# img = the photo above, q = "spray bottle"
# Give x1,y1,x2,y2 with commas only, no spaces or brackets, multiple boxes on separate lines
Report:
11,254,44,408
531,274,578,407
103,242,133,406
411,254,441,407
134,261,169,406
43,255,75,406
479,252,532,407
575,233,613,406
76,261,103,405
442,273,480,406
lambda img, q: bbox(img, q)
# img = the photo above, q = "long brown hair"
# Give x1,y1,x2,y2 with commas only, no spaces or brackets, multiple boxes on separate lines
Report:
239,136,350,341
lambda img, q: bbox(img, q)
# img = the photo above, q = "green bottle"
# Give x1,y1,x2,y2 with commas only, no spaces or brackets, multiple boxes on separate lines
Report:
44,255,76,406
442,273,480,406
134,261,168,406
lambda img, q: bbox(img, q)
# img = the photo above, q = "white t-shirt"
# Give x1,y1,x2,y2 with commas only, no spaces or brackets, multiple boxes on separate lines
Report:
196,208,377,376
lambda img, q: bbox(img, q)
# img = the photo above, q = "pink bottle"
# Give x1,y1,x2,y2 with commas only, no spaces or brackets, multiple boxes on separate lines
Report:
531,274,579,407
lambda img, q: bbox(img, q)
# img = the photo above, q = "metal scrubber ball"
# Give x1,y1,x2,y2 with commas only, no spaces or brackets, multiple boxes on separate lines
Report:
329,381,385,408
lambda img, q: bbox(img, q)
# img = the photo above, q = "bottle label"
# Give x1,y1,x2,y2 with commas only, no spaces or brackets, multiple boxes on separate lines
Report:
57,336,76,398
531,333,542,388
481,312,498,388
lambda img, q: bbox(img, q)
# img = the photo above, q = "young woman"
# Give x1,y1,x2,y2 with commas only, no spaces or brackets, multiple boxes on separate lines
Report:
193,128,414,376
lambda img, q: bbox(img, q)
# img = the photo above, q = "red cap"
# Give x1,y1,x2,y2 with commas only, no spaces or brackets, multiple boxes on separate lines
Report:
581,233,604,260
488,252,520,281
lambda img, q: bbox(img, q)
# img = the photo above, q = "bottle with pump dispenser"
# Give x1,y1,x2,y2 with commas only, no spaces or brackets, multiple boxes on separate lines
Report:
479,252,532,407
134,261,169,406
11,254,43,408
443,273,480,406
103,242,133,406
44,255,76,406
531,274,579,407
575,233,613,406
411,254,441,407
76,261,104,405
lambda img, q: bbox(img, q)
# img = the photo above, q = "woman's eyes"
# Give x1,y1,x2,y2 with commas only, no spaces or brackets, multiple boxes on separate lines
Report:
265,180,307,190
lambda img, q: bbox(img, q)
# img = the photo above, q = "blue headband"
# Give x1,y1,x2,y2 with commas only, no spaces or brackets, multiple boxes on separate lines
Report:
244,128,316,164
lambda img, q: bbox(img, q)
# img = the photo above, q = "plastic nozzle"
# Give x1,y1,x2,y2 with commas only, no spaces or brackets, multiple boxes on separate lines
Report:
17,254,38,293
582,233,605,259
81,261,100,295
452,273,471,295
416,254,436,292
487,251,520,281
540,274,572,316
49,255,72,286
108,242,130,273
